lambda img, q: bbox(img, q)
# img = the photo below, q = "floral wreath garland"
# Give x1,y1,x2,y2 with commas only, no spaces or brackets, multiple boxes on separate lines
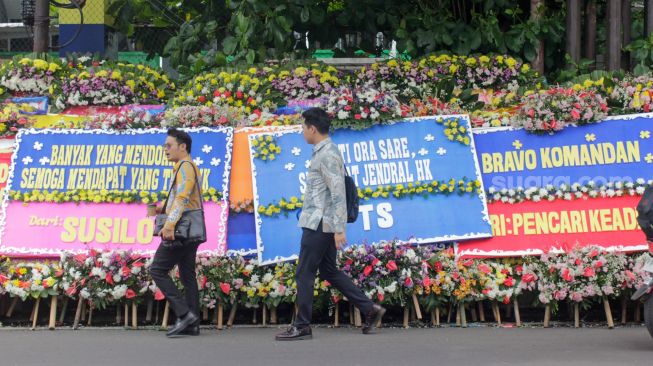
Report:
251,135,281,161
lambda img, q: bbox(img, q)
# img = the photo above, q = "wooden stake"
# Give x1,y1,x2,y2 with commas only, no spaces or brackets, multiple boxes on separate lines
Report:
349,304,354,325
403,307,409,328
252,307,258,324
544,304,551,328
262,304,267,326
6,297,19,317
446,303,453,324
456,305,461,326
217,303,224,330
48,296,58,330
202,307,208,321
270,306,277,324
621,296,628,324
603,296,614,329
131,302,137,329
227,302,237,327
431,310,436,326
460,303,467,328
334,303,339,327
354,307,362,327
155,301,160,324
514,298,521,327
31,297,41,330
73,297,83,330
161,302,170,330
116,304,122,324
87,305,93,326
435,307,440,326
470,303,478,322
124,303,129,328
411,293,423,320
80,300,86,322
58,297,69,325
410,306,416,322
574,302,580,328
491,301,502,325
146,298,153,323
29,299,36,322
478,301,485,322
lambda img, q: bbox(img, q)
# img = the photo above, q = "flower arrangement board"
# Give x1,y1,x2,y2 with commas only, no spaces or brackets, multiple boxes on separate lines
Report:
249,115,492,265
460,114,653,257
0,128,233,256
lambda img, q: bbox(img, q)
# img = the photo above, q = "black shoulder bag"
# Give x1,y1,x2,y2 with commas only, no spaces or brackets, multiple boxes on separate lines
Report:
154,161,207,248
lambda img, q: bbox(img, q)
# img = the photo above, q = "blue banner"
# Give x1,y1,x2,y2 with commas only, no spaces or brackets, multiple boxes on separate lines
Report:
10,128,233,195
250,116,491,264
474,114,653,191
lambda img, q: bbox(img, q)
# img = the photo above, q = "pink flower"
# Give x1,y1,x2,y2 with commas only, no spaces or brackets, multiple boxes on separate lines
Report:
377,293,384,302
504,277,514,287
154,289,165,300
220,282,231,295
386,260,398,271
522,273,536,283
477,263,491,274
363,265,373,276
423,277,431,287
562,268,573,282
583,267,595,278
125,289,136,299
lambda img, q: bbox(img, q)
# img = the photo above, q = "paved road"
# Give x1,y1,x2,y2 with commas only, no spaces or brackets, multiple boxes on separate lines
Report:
0,325,651,366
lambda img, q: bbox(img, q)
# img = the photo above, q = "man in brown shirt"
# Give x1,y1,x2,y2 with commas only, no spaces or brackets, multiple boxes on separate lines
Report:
150,128,202,337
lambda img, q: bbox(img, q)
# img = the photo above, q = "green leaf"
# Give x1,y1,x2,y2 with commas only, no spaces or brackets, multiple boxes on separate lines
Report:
246,49,256,64
634,63,650,76
301,7,310,23
222,36,238,55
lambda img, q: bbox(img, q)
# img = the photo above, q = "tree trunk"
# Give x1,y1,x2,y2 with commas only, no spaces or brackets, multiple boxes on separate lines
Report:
622,0,632,70
607,0,623,71
646,0,653,36
530,0,545,74
585,0,597,63
566,0,582,65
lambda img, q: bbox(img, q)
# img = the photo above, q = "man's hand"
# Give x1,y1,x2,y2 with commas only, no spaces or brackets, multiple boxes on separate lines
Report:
334,232,347,250
161,227,175,241
155,203,163,214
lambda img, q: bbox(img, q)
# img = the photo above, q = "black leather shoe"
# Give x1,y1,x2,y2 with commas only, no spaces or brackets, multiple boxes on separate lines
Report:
362,304,386,334
166,312,199,337
275,326,312,341
180,324,200,336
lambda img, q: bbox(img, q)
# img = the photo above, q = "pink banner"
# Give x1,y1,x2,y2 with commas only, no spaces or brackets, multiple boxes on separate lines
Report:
0,202,227,257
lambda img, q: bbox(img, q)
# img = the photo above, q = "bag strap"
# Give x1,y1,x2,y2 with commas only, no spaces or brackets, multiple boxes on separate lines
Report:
162,160,204,212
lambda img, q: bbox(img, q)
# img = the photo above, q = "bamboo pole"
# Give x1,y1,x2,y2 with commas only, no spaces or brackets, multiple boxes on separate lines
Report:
86,304,93,326
124,303,129,328
403,307,409,328
202,307,208,321
270,306,277,324
217,303,224,330
73,297,83,330
621,297,628,325
262,304,267,326
161,302,170,330
460,303,467,328
636,302,642,323
334,303,339,327
435,307,440,326
58,297,69,325
478,301,485,322
514,298,521,327
544,304,551,328
470,303,478,322
48,296,58,330
6,297,19,317
31,298,41,330
447,302,453,324
146,298,153,323
227,302,237,327
131,302,138,329
603,296,614,329
574,302,580,328
349,304,354,325
411,293,423,320
80,300,86,322
354,307,362,327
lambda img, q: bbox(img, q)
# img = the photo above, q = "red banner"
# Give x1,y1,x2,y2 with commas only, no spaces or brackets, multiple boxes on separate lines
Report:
458,195,649,257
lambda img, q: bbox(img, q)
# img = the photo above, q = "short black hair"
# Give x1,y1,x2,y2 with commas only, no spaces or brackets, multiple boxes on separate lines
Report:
302,107,331,134
167,128,192,153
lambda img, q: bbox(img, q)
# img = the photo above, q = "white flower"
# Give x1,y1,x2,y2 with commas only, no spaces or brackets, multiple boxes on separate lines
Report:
210,158,221,167
424,134,435,142
291,147,301,156
201,145,213,154
193,157,204,166
33,141,43,151
262,273,274,283
22,156,33,165
284,163,295,171
436,147,447,156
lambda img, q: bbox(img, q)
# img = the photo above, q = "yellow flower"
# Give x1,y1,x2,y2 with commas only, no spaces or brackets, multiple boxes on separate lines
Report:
32,59,48,70
479,55,490,64
465,58,477,66
48,63,60,73
126,79,136,90
387,60,399,68
506,57,517,68
111,70,122,80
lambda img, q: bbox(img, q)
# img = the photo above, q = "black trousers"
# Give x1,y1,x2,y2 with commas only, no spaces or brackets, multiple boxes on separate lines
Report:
150,243,200,319
294,223,374,328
